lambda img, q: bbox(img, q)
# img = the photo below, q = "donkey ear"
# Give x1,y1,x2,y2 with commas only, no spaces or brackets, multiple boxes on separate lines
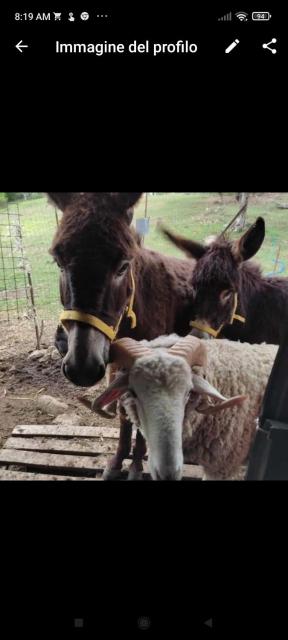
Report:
46,193,77,211
109,193,143,211
161,228,207,260
234,217,265,262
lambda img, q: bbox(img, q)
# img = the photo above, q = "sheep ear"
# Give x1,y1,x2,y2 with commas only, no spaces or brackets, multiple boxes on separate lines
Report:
233,217,265,262
161,228,207,260
192,374,227,400
47,193,77,211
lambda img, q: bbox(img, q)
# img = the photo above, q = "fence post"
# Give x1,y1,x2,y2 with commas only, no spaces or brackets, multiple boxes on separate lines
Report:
27,270,41,350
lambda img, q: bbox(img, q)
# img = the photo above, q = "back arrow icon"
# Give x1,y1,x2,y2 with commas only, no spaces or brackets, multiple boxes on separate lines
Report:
16,40,29,53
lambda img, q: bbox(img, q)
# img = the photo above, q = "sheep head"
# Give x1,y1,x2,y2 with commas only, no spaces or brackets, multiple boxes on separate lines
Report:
79,335,246,480
85,335,245,418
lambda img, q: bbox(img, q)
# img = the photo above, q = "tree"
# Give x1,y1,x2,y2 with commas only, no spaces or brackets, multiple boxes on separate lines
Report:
5,192,23,202
233,193,250,231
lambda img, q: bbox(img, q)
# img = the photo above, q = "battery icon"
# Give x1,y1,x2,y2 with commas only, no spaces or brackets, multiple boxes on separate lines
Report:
252,12,271,20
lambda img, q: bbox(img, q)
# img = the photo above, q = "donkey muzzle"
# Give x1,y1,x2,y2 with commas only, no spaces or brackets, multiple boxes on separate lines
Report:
62,323,109,387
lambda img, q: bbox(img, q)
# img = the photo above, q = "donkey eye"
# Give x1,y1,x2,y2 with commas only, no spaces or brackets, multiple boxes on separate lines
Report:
117,262,130,276
54,259,63,271
220,289,233,304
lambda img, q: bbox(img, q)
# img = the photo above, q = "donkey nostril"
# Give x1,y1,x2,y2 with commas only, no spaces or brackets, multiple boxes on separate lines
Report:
62,362,71,381
62,359,106,386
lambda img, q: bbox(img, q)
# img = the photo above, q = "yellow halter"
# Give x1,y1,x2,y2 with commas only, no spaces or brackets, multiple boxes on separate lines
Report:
189,292,245,338
60,268,137,342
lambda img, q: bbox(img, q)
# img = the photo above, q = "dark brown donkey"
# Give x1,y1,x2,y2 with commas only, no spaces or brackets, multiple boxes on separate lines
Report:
48,192,195,479
163,217,288,345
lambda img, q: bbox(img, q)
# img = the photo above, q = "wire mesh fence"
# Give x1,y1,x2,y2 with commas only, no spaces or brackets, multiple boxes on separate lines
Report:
0,198,61,327
0,203,30,322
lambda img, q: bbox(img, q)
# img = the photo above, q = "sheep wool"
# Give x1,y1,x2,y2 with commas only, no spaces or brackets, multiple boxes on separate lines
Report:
182,340,278,479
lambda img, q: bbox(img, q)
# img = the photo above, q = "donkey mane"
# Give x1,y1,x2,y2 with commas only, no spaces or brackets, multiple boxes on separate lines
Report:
197,240,265,287
51,194,140,263
193,241,239,288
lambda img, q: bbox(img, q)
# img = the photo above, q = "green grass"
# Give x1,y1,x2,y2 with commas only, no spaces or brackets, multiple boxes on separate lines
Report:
136,193,288,275
0,199,60,319
1,193,288,320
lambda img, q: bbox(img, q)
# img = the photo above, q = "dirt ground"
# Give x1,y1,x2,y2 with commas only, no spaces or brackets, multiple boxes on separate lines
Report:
0,320,120,449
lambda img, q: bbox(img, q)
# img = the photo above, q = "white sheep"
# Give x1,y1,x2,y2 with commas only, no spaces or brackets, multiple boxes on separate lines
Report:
85,335,278,480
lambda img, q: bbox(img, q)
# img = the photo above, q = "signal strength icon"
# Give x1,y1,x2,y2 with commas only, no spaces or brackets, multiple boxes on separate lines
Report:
218,12,232,21
235,11,248,21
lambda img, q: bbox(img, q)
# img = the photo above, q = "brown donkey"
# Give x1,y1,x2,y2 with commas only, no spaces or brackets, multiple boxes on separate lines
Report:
163,217,288,344
48,192,195,479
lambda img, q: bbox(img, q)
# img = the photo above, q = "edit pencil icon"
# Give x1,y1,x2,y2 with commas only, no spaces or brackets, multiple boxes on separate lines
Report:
225,39,240,53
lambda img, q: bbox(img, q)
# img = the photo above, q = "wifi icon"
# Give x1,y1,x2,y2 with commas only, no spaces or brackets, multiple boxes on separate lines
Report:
235,11,248,21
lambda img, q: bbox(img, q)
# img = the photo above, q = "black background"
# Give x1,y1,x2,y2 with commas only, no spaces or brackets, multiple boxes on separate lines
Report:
2,3,286,188
1,2,287,637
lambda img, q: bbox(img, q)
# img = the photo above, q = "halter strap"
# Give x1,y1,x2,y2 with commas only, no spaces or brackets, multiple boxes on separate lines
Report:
60,267,137,342
125,269,137,329
190,292,246,338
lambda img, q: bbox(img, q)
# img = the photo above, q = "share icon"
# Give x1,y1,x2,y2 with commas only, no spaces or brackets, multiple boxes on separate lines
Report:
262,38,277,54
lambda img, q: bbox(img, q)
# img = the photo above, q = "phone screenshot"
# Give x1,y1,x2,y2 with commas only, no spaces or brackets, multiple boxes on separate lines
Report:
1,4,286,637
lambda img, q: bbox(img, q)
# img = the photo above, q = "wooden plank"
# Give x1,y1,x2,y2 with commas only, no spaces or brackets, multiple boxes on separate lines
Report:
0,470,101,481
0,456,202,481
12,425,120,439
0,449,109,473
4,436,118,456
1,431,203,480
182,464,203,479
122,460,203,480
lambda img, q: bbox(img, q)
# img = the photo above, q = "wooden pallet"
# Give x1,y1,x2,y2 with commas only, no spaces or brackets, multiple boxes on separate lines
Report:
0,424,204,481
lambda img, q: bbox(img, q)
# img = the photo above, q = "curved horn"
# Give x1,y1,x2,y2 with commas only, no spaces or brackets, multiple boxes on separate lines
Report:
77,395,119,420
83,338,153,420
191,373,247,414
78,371,130,420
110,337,153,369
92,371,130,418
197,395,247,415
168,336,207,368
78,395,117,420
